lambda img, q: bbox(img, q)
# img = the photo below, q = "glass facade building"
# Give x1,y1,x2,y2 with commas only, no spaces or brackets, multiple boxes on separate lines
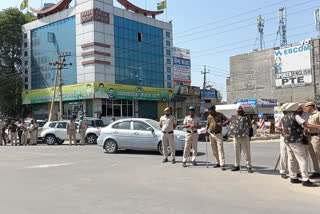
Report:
114,16,164,88
31,16,76,90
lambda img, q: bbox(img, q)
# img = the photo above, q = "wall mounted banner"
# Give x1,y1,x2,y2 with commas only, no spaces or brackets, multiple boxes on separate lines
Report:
94,82,174,101
274,40,312,88
22,82,174,104
22,83,94,104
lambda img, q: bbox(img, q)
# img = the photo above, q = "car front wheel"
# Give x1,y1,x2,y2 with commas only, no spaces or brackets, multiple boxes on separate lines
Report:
45,135,57,145
86,134,97,144
104,139,118,153
158,142,171,156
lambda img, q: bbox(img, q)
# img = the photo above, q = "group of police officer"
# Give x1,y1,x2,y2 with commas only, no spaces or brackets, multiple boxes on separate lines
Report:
276,102,320,187
159,104,254,172
159,102,320,187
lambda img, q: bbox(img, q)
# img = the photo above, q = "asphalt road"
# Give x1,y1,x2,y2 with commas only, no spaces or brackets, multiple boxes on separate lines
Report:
0,141,319,214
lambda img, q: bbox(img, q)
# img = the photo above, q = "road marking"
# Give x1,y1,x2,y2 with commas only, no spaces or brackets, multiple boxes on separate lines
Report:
26,162,74,169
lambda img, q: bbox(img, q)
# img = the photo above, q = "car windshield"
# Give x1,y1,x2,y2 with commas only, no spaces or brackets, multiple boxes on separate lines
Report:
95,120,105,127
145,119,161,131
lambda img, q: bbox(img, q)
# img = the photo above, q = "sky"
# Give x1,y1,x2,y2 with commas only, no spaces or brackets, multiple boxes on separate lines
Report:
2,0,320,101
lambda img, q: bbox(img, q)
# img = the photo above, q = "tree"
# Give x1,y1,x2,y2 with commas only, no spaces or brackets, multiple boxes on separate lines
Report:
0,8,36,118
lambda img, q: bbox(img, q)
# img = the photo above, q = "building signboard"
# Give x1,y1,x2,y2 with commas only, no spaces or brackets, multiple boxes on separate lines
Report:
235,98,278,109
94,82,174,101
172,47,191,84
274,39,312,88
22,83,94,104
200,89,217,99
22,82,174,104
81,8,110,24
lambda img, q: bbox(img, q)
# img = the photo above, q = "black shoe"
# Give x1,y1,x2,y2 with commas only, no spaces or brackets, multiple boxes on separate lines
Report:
172,159,176,164
221,166,226,171
281,174,288,179
192,161,197,166
290,178,302,184
247,167,253,173
302,180,317,187
231,166,240,171
213,164,221,168
182,162,187,168
162,158,168,163
297,173,302,178
309,172,320,179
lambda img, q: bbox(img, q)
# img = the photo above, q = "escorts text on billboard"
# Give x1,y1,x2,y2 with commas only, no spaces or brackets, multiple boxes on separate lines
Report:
274,39,312,88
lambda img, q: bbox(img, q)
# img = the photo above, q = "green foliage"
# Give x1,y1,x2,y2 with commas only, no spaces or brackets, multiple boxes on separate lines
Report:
0,8,36,118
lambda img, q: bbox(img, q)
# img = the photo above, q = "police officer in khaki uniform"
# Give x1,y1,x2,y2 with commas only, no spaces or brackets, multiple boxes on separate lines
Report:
67,117,77,145
20,120,28,145
159,107,177,164
79,115,88,145
182,106,201,167
8,120,18,146
229,104,253,173
282,103,320,187
305,101,320,179
205,105,230,170
29,119,37,145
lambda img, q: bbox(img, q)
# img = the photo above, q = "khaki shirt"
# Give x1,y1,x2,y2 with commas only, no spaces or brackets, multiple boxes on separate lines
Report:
159,115,177,132
67,121,76,134
79,120,88,132
183,115,201,132
207,112,228,133
307,110,320,133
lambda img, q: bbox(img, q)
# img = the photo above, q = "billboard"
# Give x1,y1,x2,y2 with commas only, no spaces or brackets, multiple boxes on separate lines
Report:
22,82,174,104
274,39,312,88
94,82,174,101
200,89,217,99
235,99,278,108
22,83,94,104
172,47,191,84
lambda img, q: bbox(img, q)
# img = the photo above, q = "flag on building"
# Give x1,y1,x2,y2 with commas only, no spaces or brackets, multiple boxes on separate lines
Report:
20,0,28,10
157,0,167,10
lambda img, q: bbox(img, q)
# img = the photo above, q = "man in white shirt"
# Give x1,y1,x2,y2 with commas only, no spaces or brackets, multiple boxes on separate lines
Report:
159,108,177,164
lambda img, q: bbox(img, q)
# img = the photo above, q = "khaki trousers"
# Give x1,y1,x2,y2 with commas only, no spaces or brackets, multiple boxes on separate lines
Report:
309,136,320,173
162,133,175,159
286,142,309,181
183,133,198,162
79,130,86,145
234,136,252,167
0,131,3,145
68,132,77,145
21,131,28,145
209,133,225,166
10,132,18,145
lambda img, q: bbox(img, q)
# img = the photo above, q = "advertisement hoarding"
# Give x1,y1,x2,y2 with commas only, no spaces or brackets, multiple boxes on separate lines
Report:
22,83,174,104
173,47,191,84
274,39,312,88
200,89,217,99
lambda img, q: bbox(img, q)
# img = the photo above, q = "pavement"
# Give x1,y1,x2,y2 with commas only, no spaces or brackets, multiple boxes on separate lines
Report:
0,141,319,214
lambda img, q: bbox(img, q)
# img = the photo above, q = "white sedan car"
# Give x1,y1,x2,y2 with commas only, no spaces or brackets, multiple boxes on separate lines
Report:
97,118,186,154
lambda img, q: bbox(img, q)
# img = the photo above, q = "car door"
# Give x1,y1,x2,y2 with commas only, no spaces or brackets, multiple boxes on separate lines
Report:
110,121,133,148
132,121,158,149
55,122,67,140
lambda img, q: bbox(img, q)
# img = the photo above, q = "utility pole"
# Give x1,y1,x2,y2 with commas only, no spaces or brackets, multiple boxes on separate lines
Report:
201,65,209,120
48,62,59,122
49,52,72,121
315,8,320,38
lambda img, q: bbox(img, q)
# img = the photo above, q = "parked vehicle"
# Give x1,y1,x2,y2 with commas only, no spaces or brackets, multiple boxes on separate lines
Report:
75,118,105,144
40,120,101,145
97,118,185,154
